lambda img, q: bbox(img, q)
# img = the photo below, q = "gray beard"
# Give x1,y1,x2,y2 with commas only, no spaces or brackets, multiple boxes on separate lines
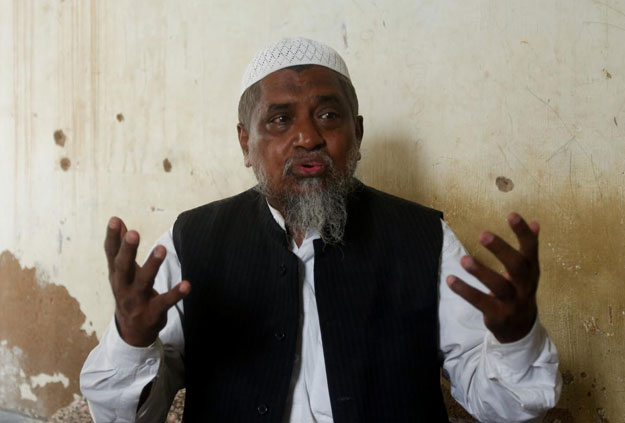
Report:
252,150,359,245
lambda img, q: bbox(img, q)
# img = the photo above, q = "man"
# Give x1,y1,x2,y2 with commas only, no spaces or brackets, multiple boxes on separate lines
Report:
81,38,561,422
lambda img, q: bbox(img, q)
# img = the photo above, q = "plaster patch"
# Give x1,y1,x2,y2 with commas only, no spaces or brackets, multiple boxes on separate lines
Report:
20,383,37,402
30,372,70,389
0,344,27,406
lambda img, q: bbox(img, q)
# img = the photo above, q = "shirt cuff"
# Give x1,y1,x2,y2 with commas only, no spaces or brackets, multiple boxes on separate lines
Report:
484,317,546,377
103,318,163,369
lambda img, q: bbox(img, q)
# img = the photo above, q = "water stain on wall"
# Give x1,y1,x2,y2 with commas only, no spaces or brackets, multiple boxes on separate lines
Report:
0,251,98,418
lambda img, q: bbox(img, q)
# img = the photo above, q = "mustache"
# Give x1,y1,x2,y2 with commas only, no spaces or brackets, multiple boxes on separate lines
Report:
283,151,334,176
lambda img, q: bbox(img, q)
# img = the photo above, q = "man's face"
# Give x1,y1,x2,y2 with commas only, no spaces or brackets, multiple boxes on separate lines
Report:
237,66,364,202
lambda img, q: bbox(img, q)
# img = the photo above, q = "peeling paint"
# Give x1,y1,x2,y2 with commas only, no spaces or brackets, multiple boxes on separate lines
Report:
19,384,37,402
0,251,98,418
31,372,70,389
583,316,600,334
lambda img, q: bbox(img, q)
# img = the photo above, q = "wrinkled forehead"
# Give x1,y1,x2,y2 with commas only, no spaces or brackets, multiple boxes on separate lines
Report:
256,66,346,107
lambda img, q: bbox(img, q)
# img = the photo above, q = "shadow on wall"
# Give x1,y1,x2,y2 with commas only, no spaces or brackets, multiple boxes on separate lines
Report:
362,128,620,422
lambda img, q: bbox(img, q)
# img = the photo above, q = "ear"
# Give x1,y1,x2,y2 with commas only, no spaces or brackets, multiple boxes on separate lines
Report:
237,123,252,168
354,115,364,160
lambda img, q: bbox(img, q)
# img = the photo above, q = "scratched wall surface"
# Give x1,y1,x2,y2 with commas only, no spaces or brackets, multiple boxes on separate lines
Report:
1,0,624,420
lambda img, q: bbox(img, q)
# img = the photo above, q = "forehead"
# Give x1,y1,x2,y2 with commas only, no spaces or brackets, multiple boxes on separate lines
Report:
257,65,345,104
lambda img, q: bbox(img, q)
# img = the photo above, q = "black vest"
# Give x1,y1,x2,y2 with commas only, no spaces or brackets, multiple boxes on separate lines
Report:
173,183,449,422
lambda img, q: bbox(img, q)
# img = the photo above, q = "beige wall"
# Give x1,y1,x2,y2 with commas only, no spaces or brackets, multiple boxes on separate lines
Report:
1,0,624,420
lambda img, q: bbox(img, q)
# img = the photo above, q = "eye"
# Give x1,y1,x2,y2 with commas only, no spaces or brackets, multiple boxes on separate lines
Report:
319,111,339,119
269,115,289,125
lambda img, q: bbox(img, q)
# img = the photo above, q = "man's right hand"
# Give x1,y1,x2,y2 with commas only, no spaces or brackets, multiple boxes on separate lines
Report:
105,216,191,347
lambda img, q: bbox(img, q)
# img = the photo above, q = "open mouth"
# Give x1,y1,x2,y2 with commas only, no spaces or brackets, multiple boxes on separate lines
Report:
291,161,327,177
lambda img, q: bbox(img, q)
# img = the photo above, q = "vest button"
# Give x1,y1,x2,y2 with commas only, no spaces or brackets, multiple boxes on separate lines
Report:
274,332,286,341
257,404,268,415
279,264,287,275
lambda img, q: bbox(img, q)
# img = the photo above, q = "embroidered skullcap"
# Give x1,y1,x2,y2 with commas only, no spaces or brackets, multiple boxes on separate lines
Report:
241,37,350,95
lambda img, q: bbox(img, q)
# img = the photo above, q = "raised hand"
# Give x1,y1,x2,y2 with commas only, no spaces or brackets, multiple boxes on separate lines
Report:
105,217,190,347
446,212,540,343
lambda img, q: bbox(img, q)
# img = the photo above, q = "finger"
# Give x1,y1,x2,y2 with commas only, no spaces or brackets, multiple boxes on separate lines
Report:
446,275,497,314
114,230,140,284
153,281,191,312
529,220,540,236
135,245,167,291
104,217,123,274
479,231,530,282
507,212,539,261
460,255,516,299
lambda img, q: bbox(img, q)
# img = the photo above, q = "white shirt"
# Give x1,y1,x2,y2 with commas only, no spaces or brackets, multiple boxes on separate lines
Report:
80,205,561,423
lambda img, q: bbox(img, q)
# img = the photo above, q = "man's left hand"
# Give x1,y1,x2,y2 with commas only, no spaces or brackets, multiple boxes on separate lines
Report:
447,212,540,343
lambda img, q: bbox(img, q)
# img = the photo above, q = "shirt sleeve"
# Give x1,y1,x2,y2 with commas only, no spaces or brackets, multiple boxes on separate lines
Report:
438,219,562,423
80,227,186,423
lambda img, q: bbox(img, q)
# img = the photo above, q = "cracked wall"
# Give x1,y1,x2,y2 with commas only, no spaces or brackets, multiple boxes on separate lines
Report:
1,0,624,420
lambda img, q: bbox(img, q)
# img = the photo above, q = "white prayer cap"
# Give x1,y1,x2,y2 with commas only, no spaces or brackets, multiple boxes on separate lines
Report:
240,37,350,95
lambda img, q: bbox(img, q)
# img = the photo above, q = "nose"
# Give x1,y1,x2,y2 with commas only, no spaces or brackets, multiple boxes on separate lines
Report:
291,116,325,151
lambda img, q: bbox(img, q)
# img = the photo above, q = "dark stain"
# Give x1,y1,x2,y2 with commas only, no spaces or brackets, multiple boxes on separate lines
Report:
0,251,98,418
60,157,71,171
603,68,612,79
543,407,574,422
495,176,514,192
562,370,575,385
116,113,124,122
608,306,613,324
581,371,588,378
614,117,618,126
163,158,172,172
341,23,348,49
53,130,66,147
382,20,386,27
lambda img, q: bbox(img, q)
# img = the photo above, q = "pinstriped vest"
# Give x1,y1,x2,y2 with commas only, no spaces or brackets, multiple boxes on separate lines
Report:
173,182,448,422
